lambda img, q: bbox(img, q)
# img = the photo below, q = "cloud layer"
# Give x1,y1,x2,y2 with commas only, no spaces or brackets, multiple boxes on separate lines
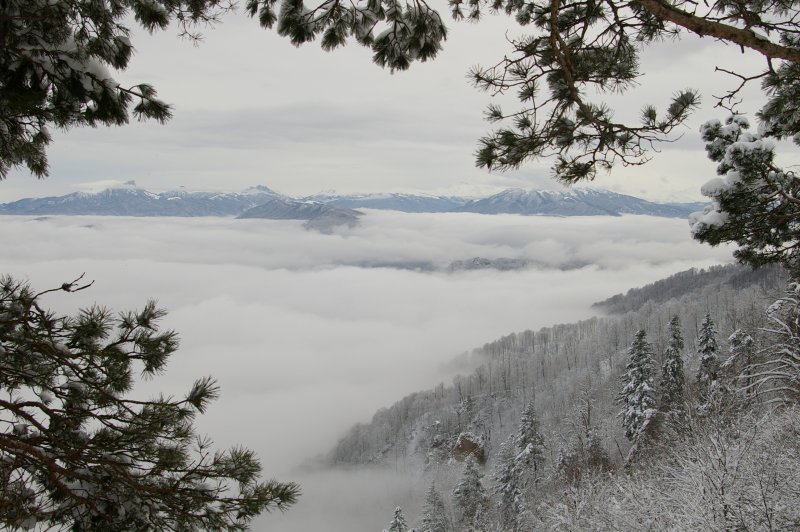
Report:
1,212,734,529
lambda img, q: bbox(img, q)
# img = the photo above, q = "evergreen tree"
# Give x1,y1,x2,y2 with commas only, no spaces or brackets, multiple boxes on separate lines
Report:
452,456,490,531
618,330,657,443
491,401,543,530
723,328,757,404
492,439,529,531
696,314,720,392
0,276,298,530
690,115,800,278
419,483,449,532
660,316,686,419
515,400,545,477
442,0,800,183
457,395,477,429
388,506,408,532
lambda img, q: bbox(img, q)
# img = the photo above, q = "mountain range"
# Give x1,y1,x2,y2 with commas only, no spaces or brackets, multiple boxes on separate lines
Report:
237,198,362,233
0,182,706,219
453,187,703,217
304,191,468,213
0,183,283,217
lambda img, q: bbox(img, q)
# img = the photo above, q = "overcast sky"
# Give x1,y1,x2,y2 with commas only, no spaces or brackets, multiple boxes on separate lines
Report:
0,6,782,203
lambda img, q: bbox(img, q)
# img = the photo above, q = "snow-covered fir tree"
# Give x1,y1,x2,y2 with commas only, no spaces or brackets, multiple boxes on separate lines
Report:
725,329,756,397
419,483,449,532
490,401,543,529
387,506,408,532
453,456,490,531
492,439,529,531
515,401,546,477
660,316,686,419
696,314,720,392
618,330,657,443
457,395,477,430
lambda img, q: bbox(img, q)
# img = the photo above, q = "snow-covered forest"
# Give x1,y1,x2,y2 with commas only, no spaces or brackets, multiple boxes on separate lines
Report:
328,263,800,530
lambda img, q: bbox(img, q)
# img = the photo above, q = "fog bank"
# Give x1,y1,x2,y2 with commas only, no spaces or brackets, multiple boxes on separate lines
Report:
0,212,734,530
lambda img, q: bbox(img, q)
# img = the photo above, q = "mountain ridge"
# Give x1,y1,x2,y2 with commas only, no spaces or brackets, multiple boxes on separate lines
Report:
0,182,706,218
236,198,362,233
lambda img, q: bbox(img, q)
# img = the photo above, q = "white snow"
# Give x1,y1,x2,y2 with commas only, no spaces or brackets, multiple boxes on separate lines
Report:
700,178,726,197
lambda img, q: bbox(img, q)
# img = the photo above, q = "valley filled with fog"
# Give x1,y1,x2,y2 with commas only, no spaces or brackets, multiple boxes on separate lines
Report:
1,211,734,530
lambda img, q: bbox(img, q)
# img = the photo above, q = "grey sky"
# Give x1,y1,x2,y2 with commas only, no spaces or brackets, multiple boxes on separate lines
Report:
0,8,783,202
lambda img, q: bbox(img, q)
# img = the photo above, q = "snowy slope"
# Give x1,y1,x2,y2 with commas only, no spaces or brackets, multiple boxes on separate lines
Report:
454,188,704,217
0,182,283,216
236,198,362,232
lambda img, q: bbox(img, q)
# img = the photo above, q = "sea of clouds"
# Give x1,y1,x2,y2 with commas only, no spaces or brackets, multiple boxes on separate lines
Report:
0,211,734,530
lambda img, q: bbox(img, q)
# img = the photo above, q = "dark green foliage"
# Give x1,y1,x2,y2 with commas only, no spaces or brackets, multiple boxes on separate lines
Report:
247,0,447,69
0,0,197,178
462,0,706,180
690,115,800,277
758,47,800,142
449,0,799,180
0,275,299,530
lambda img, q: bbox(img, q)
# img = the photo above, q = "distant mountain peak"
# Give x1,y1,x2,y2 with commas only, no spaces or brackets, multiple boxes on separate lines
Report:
237,197,362,233
453,187,704,217
0,184,284,217
243,184,283,196
0,184,706,219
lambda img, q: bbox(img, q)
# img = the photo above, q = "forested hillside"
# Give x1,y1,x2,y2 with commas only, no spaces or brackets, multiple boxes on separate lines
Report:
328,264,798,530
593,264,782,314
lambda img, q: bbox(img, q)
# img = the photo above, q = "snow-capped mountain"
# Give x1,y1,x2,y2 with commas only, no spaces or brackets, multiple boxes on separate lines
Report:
454,188,705,217
0,182,283,216
302,191,469,213
0,183,705,218
236,198,362,232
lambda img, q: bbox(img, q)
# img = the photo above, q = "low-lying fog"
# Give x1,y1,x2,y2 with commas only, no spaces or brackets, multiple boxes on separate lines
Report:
1,211,733,530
